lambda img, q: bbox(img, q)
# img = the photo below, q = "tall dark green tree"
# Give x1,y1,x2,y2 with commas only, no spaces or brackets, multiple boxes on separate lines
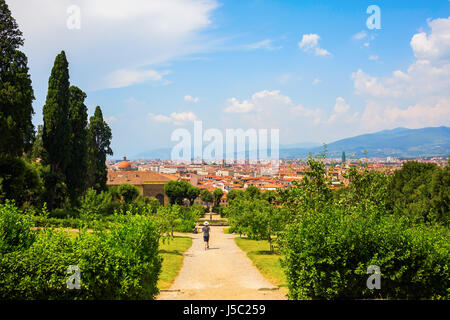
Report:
42,51,71,174
0,1,35,205
42,51,71,209
87,106,113,191
66,86,88,203
0,0,35,156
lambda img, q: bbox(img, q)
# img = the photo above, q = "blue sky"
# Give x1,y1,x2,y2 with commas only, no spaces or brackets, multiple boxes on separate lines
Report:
7,0,450,158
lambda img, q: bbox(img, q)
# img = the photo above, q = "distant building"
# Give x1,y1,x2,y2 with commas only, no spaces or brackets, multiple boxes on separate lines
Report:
116,156,132,170
107,170,178,205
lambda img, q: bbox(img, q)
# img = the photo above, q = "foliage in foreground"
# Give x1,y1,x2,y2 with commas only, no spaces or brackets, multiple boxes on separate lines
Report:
278,157,449,300
281,208,449,300
0,202,162,300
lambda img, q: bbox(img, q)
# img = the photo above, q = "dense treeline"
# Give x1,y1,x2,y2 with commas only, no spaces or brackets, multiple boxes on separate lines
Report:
225,157,449,299
0,1,176,300
0,0,113,213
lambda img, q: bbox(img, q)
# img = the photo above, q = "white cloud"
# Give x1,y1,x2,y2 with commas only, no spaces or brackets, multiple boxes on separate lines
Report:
410,17,450,63
312,78,322,85
333,97,350,113
277,73,292,84
224,98,255,113
353,16,450,130
291,104,322,124
369,55,379,61
184,95,200,103
226,90,322,125
298,34,331,56
104,116,117,125
148,111,197,125
244,39,281,51
319,97,359,125
7,0,219,89
353,30,368,40
101,68,170,89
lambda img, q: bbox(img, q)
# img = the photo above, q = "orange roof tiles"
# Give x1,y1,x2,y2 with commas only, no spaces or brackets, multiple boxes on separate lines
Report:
107,170,178,185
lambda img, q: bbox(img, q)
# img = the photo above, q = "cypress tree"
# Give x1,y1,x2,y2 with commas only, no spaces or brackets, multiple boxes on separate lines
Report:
0,0,35,205
66,86,88,203
87,106,113,191
42,51,71,209
0,0,35,157
42,51,71,174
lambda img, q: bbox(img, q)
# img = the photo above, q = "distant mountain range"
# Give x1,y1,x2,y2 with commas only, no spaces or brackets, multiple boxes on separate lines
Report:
281,126,450,159
133,126,450,160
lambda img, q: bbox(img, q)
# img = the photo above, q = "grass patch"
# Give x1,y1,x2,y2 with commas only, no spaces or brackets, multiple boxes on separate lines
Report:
234,237,287,288
158,236,192,290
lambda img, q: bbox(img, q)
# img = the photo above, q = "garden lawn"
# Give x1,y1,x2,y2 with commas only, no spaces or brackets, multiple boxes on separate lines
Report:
234,237,287,288
158,236,193,290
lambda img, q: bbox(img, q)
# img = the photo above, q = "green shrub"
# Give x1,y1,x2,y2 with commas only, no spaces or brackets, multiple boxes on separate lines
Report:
0,201,36,254
79,188,113,219
173,219,195,233
49,208,78,219
0,204,162,299
280,208,450,300
118,184,139,204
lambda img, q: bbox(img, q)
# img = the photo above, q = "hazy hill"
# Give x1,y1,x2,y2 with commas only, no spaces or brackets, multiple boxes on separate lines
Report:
133,126,450,160
281,126,450,159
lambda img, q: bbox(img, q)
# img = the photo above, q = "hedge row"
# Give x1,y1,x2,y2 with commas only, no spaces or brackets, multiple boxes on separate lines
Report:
280,209,450,300
0,202,162,299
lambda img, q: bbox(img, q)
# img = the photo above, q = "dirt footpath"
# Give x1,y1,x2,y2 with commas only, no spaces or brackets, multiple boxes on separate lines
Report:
157,226,287,300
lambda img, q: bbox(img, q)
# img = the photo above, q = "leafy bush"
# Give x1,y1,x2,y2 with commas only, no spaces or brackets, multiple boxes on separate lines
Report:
278,156,449,300
280,208,450,300
226,199,286,250
212,205,223,216
387,161,449,225
0,201,36,254
0,158,43,207
79,187,113,219
0,203,162,299
118,183,140,204
48,208,79,219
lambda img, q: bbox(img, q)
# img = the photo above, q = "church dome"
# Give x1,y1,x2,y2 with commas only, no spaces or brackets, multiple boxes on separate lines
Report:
117,156,131,170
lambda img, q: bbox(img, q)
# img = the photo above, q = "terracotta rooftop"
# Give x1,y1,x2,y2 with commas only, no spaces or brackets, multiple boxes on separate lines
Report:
107,170,178,185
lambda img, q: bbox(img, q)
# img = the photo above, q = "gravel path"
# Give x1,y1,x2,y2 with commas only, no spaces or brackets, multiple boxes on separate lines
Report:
157,226,287,300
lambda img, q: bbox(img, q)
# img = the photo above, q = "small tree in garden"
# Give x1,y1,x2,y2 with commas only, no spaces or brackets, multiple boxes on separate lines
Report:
156,204,182,237
186,185,200,206
213,188,224,207
227,198,285,251
118,183,139,204
226,189,244,203
200,189,213,211
164,180,191,205
245,185,261,199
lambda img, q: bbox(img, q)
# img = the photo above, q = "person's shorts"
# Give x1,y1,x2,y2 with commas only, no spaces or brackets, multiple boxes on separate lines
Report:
203,235,209,242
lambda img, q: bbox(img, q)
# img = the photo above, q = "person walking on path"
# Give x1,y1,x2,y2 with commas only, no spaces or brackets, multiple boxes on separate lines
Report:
202,221,211,250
